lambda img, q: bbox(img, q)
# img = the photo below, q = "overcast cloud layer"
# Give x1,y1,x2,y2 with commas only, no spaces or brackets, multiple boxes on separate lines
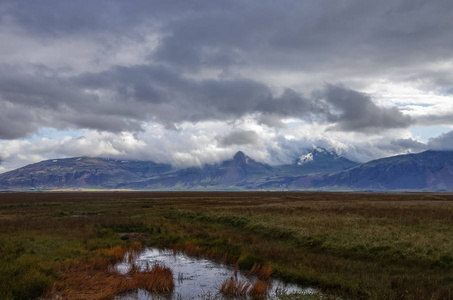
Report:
1,0,453,172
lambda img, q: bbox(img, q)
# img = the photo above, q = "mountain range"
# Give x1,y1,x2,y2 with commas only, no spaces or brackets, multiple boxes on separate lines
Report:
0,148,452,191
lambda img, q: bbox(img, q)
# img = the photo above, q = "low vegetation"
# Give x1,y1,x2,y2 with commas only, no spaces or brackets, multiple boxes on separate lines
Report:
219,263,273,299
1,191,453,299
220,277,251,297
127,263,174,293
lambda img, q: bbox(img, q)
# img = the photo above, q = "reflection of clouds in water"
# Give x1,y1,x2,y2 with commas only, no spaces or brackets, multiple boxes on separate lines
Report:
115,248,317,299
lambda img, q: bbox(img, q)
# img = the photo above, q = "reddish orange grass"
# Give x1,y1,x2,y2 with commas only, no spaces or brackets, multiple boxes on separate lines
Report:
220,276,251,296
128,263,174,292
248,280,269,299
249,263,273,281
44,242,174,300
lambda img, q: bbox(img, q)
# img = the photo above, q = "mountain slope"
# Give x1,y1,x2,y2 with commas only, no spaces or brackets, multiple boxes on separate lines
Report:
0,149,356,190
3,150,452,191
118,151,276,190
275,147,358,176
0,157,172,190
315,150,453,190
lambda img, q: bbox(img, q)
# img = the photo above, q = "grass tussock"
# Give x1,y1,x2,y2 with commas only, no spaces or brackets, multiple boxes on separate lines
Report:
248,280,270,299
96,246,127,262
46,259,173,299
220,278,270,299
220,276,251,296
46,259,127,299
128,263,174,293
220,264,272,298
95,241,142,264
249,263,273,281
43,242,171,300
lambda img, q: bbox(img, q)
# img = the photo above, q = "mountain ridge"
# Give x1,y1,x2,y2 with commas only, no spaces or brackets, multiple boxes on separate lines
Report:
1,149,452,191
314,150,453,191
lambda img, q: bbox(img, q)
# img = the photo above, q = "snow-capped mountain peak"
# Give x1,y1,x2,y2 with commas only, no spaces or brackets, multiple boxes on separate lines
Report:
298,153,314,165
296,147,349,166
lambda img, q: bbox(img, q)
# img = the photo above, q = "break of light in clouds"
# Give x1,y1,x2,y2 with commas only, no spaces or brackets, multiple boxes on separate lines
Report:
1,0,453,172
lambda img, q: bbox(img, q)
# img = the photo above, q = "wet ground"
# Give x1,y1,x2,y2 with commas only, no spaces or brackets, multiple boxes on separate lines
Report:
114,248,317,299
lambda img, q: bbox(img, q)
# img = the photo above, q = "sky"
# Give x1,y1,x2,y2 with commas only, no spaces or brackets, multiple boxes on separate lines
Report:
1,0,453,173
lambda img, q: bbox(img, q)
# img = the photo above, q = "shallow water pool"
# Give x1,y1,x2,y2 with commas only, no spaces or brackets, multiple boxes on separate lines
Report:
114,248,318,299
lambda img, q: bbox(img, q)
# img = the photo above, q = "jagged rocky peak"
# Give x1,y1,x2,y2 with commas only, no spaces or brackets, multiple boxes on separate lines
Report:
233,151,247,162
297,147,337,165
298,152,314,164
231,151,260,166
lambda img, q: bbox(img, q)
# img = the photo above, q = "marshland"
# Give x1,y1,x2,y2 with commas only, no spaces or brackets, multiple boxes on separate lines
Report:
1,191,453,299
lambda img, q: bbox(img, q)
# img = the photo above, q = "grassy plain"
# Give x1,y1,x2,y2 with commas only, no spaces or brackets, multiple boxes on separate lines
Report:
1,192,453,299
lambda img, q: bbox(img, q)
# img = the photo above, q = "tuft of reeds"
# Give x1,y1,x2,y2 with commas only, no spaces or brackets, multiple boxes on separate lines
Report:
129,241,143,252
128,263,174,293
96,241,142,265
97,246,127,263
248,280,269,300
249,263,273,281
46,259,129,299
127,241,144,263
88,257,110,270
220,276,251,296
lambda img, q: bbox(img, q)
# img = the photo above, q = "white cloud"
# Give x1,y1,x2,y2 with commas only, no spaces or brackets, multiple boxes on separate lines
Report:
1,0,453,173
0,116,427,174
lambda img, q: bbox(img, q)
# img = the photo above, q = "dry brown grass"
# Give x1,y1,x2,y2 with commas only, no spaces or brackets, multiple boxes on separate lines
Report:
249,263,273,281
45,259,128,300
96,246,127,262
220,263,273,298
95,241,143,264
248,280,269,299
128,263,174,293
220,276,251,296
43,242,173,299
47,263,174,299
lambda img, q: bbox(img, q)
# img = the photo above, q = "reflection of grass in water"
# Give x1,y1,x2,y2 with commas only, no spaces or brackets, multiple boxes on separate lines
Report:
2,192,453,299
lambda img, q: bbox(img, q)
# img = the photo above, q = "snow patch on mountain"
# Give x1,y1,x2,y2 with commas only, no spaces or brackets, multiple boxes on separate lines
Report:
298,153,314,165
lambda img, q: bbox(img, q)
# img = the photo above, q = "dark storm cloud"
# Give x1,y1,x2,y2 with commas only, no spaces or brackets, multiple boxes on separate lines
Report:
428,131,453,150
74,65,326,126
0,0,449,142
0,61,412,139
150,0,453,75
321,85,413,132
3,0,452,73
391,138,427,151
2,1,154,37
258,114,287,129
414,114,453,127
0,65,96,110
0,65,149,137
0,102,39,139
379,138,428,153
218,130,260,147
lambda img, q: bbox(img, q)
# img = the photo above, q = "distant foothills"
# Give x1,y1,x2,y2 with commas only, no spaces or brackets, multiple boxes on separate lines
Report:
1,148,453,191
